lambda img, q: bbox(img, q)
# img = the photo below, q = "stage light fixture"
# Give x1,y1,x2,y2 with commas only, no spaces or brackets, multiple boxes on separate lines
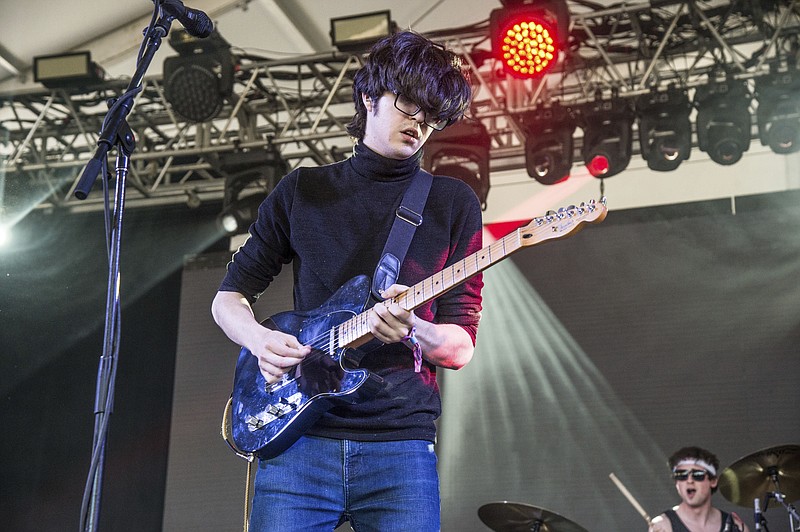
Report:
489,0,570,78
694,80,751,166
523,103,575,185
755,71,800,154
579,97,634,178
636,88,692,172
216,148,287,236
330,10,393,52
33,51,103,89
422,119,492,209
218,193,264,236
185,188,201,209
163,29,234,123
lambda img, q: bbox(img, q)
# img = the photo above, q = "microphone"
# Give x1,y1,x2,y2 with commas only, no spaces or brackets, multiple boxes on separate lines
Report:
158,0,214,38
754,497,762,531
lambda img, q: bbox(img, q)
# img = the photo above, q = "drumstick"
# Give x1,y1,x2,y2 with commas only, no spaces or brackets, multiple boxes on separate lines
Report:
609,472,652,523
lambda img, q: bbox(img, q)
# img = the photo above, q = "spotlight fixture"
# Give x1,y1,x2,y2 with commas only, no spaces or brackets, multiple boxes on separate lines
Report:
579,97,634,178
755,71,800,154
330,10,393,52
636,87,692,172
523,103,575,185
489,0,570,78
422,119,492,209
163,29,234,123
694,79,751,165
216,147,287,236
218,193,264,236
33,51,103,89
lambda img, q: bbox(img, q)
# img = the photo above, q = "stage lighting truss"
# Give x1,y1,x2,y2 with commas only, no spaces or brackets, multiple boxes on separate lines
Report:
695,79,752,166
636,88,692,172
489,0,570,78
522,103,575,185
163,29,235,123
756,70,800,154
422,120,492,209
578,97,634,179
7,0,800,214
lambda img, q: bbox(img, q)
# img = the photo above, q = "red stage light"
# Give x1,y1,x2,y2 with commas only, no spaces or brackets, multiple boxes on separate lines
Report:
490,1,569,79
587,155,610,177
499,20,557,77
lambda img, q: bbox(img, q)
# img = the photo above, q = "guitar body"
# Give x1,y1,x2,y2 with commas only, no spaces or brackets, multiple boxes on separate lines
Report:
230,275,385,459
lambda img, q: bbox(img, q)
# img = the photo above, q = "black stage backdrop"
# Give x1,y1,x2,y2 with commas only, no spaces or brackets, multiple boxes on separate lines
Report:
1,190,798,531
0,201,227,531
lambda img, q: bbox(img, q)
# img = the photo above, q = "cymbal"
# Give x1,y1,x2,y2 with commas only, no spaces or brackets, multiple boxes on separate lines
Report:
718,444,800,507
478,502,588,532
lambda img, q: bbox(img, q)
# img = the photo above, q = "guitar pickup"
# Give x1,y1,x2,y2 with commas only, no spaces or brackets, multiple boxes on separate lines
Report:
265,372,293,394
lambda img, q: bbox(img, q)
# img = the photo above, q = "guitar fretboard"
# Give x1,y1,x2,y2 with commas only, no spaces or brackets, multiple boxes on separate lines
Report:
333,201,604,351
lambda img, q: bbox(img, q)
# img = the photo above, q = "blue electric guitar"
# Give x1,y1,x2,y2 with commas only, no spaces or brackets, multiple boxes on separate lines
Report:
226,199,607,459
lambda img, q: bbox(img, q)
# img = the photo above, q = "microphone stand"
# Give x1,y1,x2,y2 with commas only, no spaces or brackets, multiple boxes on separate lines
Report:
77,9,175,532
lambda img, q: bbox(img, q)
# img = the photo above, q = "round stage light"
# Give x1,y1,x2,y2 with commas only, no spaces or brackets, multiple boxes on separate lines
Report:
498,19,557,78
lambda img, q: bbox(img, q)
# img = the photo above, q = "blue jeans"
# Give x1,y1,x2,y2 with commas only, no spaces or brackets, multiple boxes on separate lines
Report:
249,436,440,532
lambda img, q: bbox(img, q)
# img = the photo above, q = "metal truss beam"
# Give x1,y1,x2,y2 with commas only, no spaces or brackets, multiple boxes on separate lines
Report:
1,0,799,215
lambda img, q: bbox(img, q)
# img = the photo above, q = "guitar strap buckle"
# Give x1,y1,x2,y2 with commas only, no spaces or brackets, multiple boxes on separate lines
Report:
395,205,422,227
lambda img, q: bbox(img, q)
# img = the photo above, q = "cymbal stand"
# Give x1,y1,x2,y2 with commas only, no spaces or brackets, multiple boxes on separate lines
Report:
757,466,800,532
769,465,800,531
765,491,800,531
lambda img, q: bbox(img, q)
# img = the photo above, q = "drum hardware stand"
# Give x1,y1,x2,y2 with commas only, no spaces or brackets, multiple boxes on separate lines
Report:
719,445,800,532
755,488,800,532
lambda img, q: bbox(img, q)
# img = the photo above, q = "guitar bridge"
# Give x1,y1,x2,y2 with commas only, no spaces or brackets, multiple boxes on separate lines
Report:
245,392,303,432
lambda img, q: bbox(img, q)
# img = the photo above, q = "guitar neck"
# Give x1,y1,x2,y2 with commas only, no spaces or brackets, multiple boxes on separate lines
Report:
398,228,525,312
334,199,606,350
336,227,525,349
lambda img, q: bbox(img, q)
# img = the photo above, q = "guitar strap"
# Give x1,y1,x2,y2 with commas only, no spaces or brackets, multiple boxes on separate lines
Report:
371,168,433,300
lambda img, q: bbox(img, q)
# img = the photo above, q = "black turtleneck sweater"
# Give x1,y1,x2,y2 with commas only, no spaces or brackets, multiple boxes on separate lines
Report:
220,142,483,442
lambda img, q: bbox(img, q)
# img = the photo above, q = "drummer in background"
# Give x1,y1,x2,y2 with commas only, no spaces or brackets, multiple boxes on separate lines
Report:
648,446,750,532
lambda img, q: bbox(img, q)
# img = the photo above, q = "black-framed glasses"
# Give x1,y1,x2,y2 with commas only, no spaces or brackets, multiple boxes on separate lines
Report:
673,469,712,482
393,93,450,131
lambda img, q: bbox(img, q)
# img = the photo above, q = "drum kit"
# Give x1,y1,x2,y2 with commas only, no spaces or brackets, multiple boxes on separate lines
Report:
477,444,799,532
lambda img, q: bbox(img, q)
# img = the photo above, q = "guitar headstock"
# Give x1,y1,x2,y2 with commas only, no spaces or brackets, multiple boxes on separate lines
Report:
517,198,608,247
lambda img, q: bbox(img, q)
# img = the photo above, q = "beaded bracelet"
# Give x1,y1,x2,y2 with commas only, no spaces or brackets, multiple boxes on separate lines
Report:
402,326,423,373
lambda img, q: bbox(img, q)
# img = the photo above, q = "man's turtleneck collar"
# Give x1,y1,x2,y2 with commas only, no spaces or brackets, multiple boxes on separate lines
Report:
348,142,423,182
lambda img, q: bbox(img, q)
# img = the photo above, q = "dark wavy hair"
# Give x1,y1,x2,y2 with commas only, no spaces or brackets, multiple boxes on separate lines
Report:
668,446,721,493
346,31,472,140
